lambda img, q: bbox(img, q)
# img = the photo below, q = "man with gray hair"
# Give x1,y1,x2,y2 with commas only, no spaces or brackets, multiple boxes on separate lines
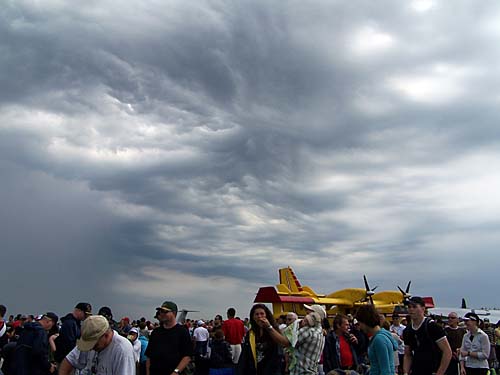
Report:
445,312,465,375
287,312,298,324
59,315,135,375
266,304,326,375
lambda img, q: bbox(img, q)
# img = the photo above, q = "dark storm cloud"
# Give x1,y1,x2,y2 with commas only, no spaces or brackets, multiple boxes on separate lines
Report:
1,0,500,317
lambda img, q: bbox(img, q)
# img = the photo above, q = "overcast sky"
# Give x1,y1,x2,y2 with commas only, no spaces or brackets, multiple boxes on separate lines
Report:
2,0,500,320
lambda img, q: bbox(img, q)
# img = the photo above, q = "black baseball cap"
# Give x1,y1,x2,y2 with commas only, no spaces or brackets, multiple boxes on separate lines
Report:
98,306,113,319
464,312,480,323
36,312,59,324
407,296,425,307
45,312,59,323
75,302,92,315
156,301,178,313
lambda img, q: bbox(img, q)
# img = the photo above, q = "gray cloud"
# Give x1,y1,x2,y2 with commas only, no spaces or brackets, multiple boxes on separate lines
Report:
1,0,500,318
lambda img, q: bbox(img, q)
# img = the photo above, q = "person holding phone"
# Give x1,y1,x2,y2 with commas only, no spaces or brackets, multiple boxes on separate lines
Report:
323,314,360,374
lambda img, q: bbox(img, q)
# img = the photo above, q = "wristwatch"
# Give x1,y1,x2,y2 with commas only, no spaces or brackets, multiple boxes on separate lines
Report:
174,369,180,374
267,325,273,331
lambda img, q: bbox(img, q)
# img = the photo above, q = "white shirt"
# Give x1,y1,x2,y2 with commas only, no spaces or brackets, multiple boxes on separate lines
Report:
193,326,210,342
131,338,141,363
66,331,136,375
390,324,406,355
460,328,490,369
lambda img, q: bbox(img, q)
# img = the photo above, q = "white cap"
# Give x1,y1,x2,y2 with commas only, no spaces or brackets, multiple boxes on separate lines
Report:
303,304,327,320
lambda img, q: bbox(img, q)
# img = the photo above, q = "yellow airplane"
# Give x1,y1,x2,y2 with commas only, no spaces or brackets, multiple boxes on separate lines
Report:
254,267,434,317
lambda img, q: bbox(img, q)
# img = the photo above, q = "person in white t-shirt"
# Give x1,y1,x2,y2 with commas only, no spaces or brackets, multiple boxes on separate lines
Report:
58,315,136,375
390,313,406,373
193,320,210,357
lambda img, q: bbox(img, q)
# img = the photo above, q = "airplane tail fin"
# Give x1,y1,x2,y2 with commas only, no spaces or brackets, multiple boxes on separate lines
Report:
279,267,304,293
461,298,467,309
278,267,320,296
177,309,199,324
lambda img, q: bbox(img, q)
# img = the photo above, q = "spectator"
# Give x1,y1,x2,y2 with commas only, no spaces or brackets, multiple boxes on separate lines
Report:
193,320,210,358
459,312,490,375
356,304,398,375
495,321,500,371
119,317,132,336
209,329,233,375
482,318,496,368
290,304,326,375
127,327,142,364
138,329,149,375
145,301,193,375
236,304,282,375
98,306,119,331
0,305,6,340
59,315,135,374
283,312,299,374
54,302,92,363
390,313,406,374
222,308,246,365
2,326,22,375
445,312,466,375
0,304,8,358
13,312,58,375
403,296,452,375
323,314,360,374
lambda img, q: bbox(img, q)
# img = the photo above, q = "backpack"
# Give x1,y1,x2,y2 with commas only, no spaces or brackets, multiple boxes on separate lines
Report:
0,321,8,353
209,340,232,368
0,320,6,338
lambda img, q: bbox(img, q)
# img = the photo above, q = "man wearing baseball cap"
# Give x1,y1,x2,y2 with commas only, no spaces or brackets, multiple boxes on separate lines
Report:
263,304,326,375
54,302,92,363
403,296,452,375
145,301,193,375
59,315,135,375
293,304,326,375
13,312,59,375
98,306,119,331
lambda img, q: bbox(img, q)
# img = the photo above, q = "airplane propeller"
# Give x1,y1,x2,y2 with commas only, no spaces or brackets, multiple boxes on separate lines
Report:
363,275,378,304
398,280,412,304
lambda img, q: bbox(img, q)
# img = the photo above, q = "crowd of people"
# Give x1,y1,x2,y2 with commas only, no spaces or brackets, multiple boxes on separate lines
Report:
1,297,500,375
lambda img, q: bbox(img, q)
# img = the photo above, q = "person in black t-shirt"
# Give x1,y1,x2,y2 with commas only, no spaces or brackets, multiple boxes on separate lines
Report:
145,301,193,375
403,297,452,375
445,312,466,375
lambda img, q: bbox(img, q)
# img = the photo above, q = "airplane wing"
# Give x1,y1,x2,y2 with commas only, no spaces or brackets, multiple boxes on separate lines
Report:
255,286,357,307
312,297,355,306
255,286,315,304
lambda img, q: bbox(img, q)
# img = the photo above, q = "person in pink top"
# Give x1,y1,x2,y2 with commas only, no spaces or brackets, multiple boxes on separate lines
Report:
222,307,245,364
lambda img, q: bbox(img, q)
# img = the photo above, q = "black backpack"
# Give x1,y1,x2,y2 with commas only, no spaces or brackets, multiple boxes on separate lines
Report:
209,340,232,368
